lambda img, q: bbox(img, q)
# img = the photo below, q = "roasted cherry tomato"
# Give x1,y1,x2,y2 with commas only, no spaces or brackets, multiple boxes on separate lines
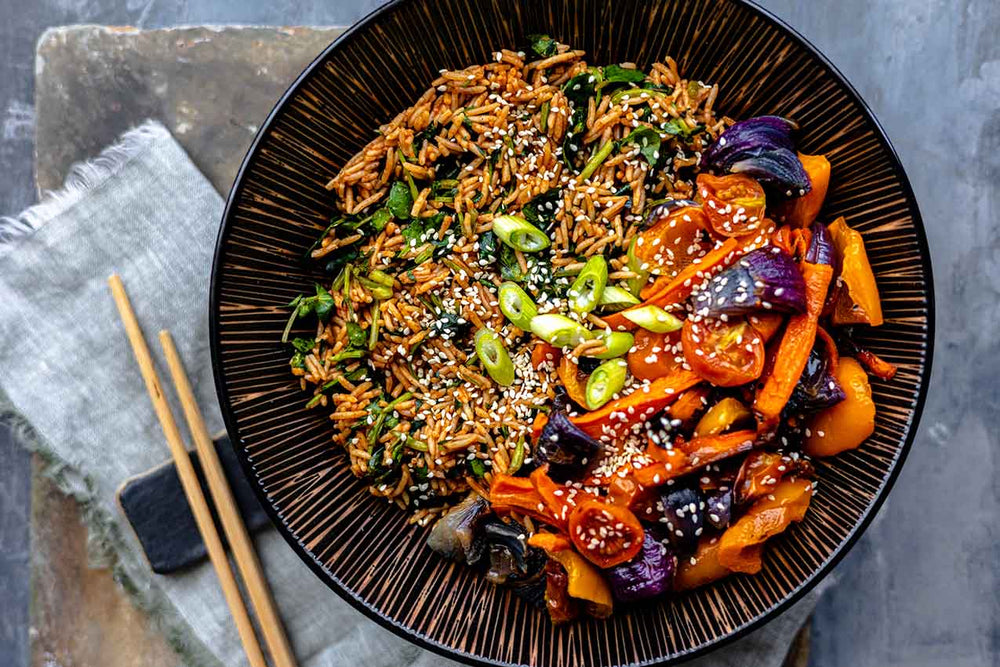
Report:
557,356,590,408
632,204,713,283
696,173,767,238
681,317,764,387
531,466,598,527
626,328,683,381
568,499,645,568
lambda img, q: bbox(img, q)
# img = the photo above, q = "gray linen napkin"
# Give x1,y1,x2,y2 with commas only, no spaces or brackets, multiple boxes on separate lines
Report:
0,120,817,667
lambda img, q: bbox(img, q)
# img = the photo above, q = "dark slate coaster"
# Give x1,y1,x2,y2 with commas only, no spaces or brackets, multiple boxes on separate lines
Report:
116,436,269,574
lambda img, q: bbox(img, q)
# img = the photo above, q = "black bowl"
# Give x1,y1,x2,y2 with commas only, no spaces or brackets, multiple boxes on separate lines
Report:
210,1,933,664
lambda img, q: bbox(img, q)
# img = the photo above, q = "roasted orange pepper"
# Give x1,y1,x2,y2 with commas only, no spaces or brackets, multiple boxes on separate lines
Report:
804,357,875,457
558,356,590,408
828,216,883,326
531,341,562,370
528,533,614,617
674,537,752,591
777,153,831,227
717,478,813,573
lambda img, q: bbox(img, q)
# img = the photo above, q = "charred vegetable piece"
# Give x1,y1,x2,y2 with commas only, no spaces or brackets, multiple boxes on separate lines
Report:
692,247,807,317
490,474,557,525
717,478,813,573
481,518,548,607
528,532,614,618
695,173,767,238
607,529,676,602
682,317,765,387
787,337,846,414
568,255,609,314
701,116,811,194
777,153,830,227
674,536,748,591
426,493,490,564
804,357,875,457
557,356,590,408
536,411,603,482
805,221,837,268
828,217,884,326
569,499,645,568
658,487,704,554
734,450,814,505
705,489,733,530
543,559,580,624
694,397,753,437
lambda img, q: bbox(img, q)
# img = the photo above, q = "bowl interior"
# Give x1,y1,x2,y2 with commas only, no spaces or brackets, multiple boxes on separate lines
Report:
210,0,932,664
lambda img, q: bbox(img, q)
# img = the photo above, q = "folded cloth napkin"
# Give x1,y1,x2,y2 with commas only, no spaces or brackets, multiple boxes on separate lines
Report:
0,120,819,667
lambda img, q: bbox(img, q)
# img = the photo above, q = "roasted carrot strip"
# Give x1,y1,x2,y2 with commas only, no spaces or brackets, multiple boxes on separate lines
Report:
754,261,833,429
604,239,740,330
569,368,701,438
632,430,756,486
490,473,557,525
532,341,562,369
856,348,897,380
558,356,590,408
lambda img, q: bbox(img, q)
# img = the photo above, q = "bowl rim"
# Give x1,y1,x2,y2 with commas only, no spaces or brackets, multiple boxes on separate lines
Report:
209,1,935,664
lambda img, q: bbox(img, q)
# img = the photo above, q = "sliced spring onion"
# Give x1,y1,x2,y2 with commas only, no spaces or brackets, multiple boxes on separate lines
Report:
508,436,526,474
498,282,539,330
585,359,629,410
475,328,515,386
568,255,608,315
622,304,684,333
625,236,650,296
598,284,641,312
368,302,381,351
591,331,634,359
578,140,615,182
492,214,551,253
529,314,593,348
370,285,393,301
369,269,394,287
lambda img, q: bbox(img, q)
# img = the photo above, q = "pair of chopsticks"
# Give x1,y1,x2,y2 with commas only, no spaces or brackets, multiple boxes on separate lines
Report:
108,274,297,667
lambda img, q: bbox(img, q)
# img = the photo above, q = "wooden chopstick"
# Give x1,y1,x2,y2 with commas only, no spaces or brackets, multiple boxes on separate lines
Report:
159,330,298,667
108,274,268,667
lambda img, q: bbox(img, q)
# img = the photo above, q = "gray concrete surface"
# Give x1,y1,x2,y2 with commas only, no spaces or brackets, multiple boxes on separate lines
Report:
0,1,997,667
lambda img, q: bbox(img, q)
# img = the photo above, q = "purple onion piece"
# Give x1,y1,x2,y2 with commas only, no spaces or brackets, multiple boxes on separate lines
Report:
693,247,807,317
606,529,676,602
805,221,837,268
702,116,810,194
658,487,703,554
705,489,733,530
788,341,846,414
536,411,602,482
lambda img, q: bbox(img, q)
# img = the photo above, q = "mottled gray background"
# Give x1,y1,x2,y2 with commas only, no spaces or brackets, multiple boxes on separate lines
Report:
0,1,997,667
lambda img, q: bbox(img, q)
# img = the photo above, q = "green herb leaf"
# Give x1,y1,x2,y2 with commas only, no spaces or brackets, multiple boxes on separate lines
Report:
625,126,662,167
468,459,487,478
562,69,599,105
371,208,392,232
291,337,315,354
386,181,413,219
313,284,335,322
661,117,702,140
601,64,645,86
521,188,561,233
498,244,525,282
528,34,557,58
478,229,498,263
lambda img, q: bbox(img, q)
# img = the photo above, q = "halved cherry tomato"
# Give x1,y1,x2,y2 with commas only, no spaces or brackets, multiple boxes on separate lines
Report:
558,356,590,408
627,328,683,381
664,386,711,431
681,317,765,387
568,499,645,568
532,341,562,370
748,313,785,343
696,173,767,238
734,450,814,504
633,204,714,283
607,475,645,508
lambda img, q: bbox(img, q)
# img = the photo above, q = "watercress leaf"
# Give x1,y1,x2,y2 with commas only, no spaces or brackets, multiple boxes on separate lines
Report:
478,229,498,263
468,459,487,478
499,244,526,282
661,117,702,139
601,64,645,86
291,337,315,354
386,181,413,219
625,126,662,166
346,322,368,348
528,34,558,58
562,69,599,105
313,284,335,322
371,208,392,232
